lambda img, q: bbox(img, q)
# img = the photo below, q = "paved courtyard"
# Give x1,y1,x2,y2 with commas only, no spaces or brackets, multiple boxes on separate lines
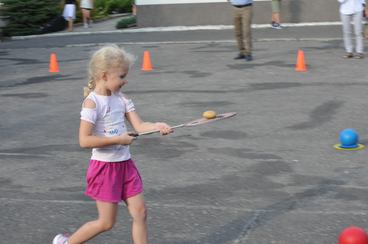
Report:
1,27,368,243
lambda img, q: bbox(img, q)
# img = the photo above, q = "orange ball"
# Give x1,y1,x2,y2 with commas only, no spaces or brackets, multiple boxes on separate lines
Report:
202,110,217,119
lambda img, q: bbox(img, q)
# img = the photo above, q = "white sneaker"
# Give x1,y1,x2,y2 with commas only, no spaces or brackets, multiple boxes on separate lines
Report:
52,233,69,244
84,23,89,28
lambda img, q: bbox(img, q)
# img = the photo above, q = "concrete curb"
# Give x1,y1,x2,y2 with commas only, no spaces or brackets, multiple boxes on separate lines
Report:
11,21,342,40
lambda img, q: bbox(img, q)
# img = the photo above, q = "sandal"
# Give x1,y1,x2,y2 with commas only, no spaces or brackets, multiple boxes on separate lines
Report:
354,53,364,59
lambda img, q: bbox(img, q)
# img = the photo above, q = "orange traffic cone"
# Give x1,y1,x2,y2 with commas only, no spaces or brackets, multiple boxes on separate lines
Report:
141,51,153,71
49,53,60,73
295,49,307,72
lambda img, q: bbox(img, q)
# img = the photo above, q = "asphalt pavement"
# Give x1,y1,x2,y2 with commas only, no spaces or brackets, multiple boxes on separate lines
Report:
1,18,368,244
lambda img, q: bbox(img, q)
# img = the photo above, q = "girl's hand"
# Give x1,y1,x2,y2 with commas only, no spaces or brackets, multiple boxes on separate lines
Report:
118,132,136,145
155,122,173,135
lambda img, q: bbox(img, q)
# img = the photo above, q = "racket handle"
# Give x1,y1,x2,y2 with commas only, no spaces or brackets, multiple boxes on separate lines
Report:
171,124,185,129
138,124,184,136
138,130,158,136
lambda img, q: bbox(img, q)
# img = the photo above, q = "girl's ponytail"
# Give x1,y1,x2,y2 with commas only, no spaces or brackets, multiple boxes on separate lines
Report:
83,79,95,98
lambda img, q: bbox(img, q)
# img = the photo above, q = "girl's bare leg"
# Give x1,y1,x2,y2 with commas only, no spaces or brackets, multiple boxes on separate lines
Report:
82,9,89,26
272,12,280,23
126,194,148,244
67,201,118,244
67,19,73,31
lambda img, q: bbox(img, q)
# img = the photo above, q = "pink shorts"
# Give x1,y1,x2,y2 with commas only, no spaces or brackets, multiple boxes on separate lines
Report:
85,159,143,203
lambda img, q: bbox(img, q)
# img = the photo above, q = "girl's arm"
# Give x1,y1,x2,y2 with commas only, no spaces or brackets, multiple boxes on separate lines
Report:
125,111,172,135
79,120,135,148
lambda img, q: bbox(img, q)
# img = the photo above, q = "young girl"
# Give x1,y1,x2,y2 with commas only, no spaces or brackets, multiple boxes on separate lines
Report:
53,45,172,244
63,0,76,32
80,0,93,28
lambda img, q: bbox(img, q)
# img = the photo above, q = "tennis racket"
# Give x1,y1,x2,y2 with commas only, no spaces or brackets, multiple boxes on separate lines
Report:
129,112,237,137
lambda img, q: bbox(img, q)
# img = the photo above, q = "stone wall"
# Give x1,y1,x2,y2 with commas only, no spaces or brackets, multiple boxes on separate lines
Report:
136,0,340,27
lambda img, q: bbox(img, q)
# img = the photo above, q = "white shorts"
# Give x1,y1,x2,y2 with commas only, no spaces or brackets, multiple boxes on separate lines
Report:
63,4,76,20
80,0,93,9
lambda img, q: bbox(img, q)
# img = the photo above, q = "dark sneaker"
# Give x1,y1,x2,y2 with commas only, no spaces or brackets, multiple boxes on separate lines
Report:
271,22,283,30
343,52,354,58
244,54,253,61
234,53,245,60
354,53,364,59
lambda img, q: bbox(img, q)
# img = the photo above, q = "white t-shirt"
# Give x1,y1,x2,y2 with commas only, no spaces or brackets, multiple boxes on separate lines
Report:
338,0,365,15
80,91,135,162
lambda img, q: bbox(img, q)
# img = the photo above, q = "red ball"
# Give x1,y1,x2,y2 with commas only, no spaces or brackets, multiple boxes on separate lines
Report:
339,226,368,244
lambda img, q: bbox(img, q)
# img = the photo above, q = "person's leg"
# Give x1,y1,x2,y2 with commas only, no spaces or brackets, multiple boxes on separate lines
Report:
82,9,88,27
132,4,137,16
242,6,253,56
68,4,76,31
233,8,245,56
272,12,280,24
271,0,281,23
67,201,118,244
126,194,148,244
86,10,91,25
67,18,73,31
353,12,364,54
340,13,353,54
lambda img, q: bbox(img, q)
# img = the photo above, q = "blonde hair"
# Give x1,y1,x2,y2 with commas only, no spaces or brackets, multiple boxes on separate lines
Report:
83,44,135,98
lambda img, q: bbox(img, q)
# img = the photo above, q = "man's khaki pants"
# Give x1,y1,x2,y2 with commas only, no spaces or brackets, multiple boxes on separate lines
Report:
233,6,253,55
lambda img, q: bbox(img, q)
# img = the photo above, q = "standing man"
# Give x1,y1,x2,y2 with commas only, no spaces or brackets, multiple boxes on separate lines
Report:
229,0,253,61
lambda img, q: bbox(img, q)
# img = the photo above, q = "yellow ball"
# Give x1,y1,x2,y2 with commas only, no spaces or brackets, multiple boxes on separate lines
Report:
202,110,217,119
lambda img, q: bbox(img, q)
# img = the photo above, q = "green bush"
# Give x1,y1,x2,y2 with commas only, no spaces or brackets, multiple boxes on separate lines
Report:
0,0,133,36
1,0,61,36
94,0,132,15
106,0,132,13
116,15,136,29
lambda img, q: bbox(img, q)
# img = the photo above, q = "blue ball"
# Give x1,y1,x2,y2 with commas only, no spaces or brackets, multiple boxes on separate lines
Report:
339,128,359,148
